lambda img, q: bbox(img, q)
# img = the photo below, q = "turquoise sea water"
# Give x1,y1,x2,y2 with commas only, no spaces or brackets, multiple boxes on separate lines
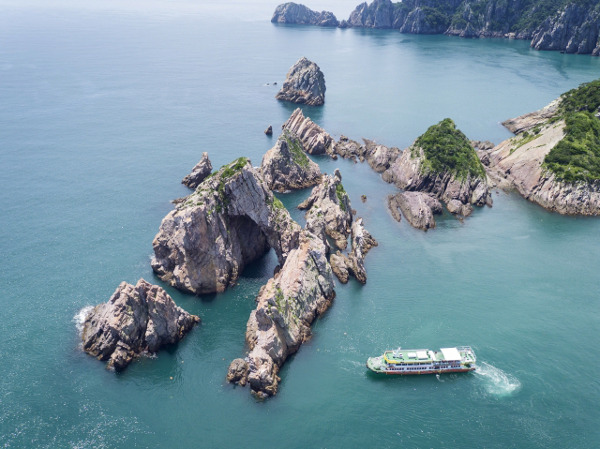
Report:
1,2,599,448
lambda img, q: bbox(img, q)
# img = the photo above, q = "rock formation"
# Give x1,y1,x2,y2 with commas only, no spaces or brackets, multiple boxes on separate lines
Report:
260,131,322,192
265,125,273,136
276,57,326,106
152,158,301,294
382,119,492,221
388,191,442,231
283,108,334,155
328,218,377,284
272,2,339,27
298,169,352,251
182,152,212,189
227,231,335,398
273,0,600,55
81,279,199,371
333,136,400,172
485,105,600,215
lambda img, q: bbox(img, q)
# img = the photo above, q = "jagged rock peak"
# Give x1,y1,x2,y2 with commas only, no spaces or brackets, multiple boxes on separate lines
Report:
182,152,212,189
227,230,335,398
272,2,339,27
298,169,353,251
151,158,301,294
276,57,326,106
283,108,334,155
260,130,322,192
81,279,199,371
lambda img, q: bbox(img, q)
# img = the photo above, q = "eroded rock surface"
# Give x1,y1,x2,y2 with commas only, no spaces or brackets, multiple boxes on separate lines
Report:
333,136,399,172
284,108,334,155
276,57,326,106
347,218,377,284
260,131,322,192
182,152,212,189
388,191,442,231
227,231,335,398
81,279,199,371
152,158,301,294
298,169,352,251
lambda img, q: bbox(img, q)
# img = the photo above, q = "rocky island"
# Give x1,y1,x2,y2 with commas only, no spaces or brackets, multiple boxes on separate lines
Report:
276,57,326,106
272,0,600,55
272,2,338,27
383,118,492,225
81,279,199,371
484,79,600,215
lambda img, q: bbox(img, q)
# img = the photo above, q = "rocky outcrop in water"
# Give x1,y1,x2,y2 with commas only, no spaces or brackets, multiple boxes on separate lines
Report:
81,279,199,371
298,169,352,251
152,158,301,294
276,57,326,106
265,125,273,136
328,218,377,284
333,136,399,172
227,231,335,398
182,152,212,189
283,108,334,155
272,2,339,27
260,131,322,192
485,105,600,215
387,191,442,231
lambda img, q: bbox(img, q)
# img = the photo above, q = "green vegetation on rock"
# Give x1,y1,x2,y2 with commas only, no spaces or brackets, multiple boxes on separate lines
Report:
414,118,486,180
543,80,600,182
335,182,347,212
283,131,310,168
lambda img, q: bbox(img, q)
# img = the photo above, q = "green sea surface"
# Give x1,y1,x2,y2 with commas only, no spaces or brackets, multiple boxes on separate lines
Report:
1,2,599,448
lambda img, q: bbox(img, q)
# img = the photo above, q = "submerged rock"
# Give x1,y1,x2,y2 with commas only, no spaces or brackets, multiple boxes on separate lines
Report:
298,169,352,251
227,231,335,398
276,57,326,106
260,131,322,192
271,2,339,27
81,279,199,371
182,152,212,189
388,191,442,231
152,158,301,294
283,108,334,155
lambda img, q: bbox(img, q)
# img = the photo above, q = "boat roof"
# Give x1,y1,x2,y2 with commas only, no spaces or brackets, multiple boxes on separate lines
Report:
440,347,461,361
382,347,475,364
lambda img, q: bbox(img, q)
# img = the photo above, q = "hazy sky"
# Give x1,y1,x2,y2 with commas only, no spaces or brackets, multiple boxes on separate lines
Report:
0,0,360,21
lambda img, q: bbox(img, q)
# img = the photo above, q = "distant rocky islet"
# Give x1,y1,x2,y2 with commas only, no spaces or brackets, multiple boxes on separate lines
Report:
272,0,600,56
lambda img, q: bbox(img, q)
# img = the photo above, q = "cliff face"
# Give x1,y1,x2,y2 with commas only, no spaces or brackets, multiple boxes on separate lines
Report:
531,3,600,55
273,0,600,55
81,279,199,371
272,2,339,26
227,231,335,398
283,108,334,155
151,158,300,294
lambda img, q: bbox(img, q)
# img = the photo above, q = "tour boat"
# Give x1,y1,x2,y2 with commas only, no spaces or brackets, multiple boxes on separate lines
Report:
366,346,476,375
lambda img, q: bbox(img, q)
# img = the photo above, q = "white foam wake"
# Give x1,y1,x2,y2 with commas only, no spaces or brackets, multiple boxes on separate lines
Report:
475,361,521,396
73,306,94,335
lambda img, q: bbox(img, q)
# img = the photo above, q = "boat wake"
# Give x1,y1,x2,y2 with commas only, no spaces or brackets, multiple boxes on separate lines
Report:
474,362,521,397
73,306,94,335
